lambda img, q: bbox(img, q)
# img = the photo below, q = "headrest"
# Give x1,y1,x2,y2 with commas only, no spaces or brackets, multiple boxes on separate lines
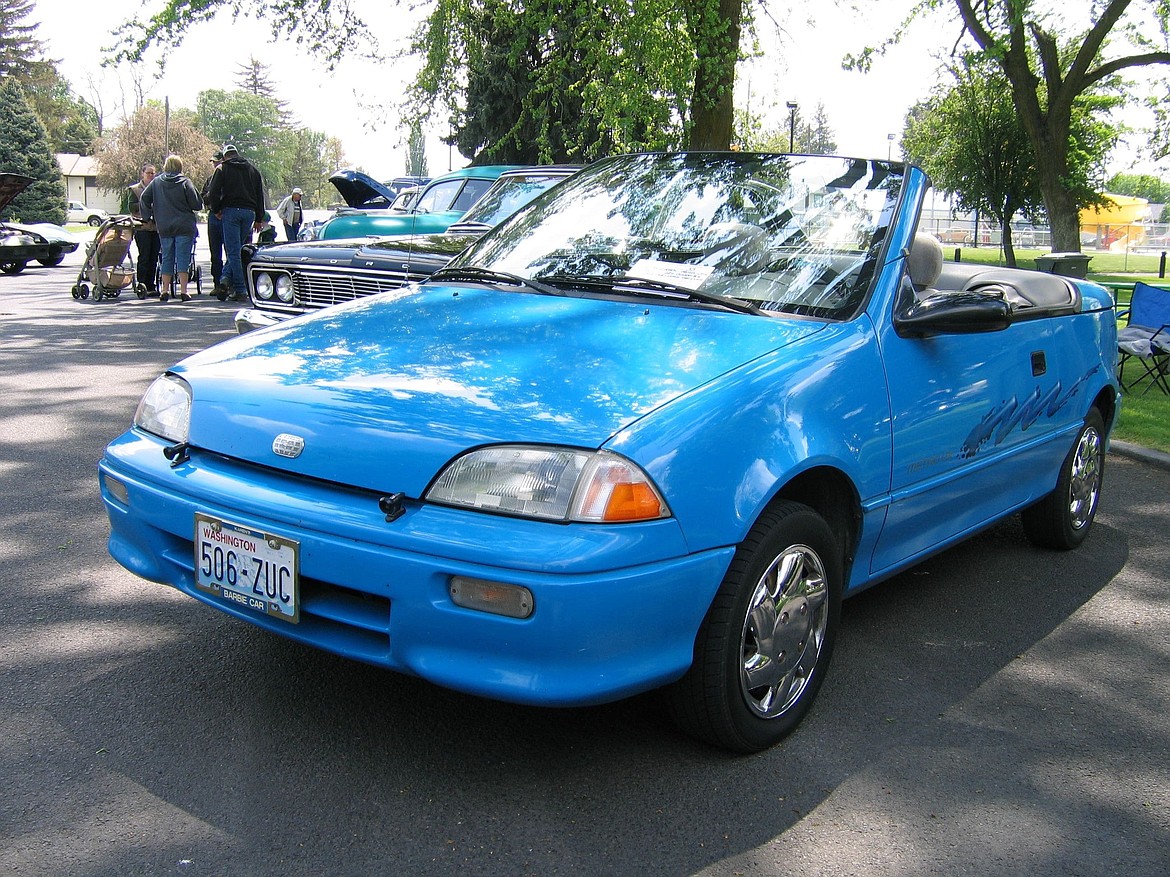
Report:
908,233,943,289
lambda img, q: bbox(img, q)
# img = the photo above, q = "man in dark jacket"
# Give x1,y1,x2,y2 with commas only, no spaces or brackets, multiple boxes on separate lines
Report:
205,143,265,301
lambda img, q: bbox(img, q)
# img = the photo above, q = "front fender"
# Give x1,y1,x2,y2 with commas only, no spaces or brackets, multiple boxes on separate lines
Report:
609,318,892,553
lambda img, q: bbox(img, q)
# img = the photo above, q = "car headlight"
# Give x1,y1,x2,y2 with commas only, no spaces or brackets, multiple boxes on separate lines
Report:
275,273,294,303
134,374,191,443
254,272,274,300
426,446,670,523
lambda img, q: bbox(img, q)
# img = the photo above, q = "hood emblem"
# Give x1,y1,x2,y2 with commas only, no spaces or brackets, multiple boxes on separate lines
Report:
272,433,305,458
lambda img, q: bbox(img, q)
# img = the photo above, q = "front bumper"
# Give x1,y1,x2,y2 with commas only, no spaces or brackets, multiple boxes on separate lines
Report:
99,430,733,707
234,307,291,334
0,242,53,262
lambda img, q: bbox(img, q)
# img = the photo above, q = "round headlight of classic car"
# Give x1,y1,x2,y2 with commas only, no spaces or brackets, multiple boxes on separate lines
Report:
133,374,191,443
275,273,294,303
254,273,274,300
426,446,670,523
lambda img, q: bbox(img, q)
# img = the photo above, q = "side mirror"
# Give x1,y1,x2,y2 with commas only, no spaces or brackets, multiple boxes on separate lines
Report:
895,290,1013,338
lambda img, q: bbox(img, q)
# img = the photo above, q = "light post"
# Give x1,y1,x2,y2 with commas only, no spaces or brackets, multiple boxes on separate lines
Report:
887,133,895,160
786,101,798,153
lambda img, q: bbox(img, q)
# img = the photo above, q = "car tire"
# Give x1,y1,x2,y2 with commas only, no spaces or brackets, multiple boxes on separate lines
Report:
88,216,103,227
1021,409,1106,550
666,500,842,753
0,260,26,275
38,253,64,267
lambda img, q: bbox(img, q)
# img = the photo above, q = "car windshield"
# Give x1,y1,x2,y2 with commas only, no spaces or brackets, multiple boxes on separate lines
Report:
456,153,904,319
456,172,571,228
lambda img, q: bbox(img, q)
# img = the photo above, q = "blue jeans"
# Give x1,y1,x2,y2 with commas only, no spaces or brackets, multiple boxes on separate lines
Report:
206,211,223,285
220,207,254,295
159,234,194,275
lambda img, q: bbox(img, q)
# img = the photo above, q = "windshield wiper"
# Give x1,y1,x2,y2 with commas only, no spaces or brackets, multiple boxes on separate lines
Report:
616,278,763,316
430,265,566,296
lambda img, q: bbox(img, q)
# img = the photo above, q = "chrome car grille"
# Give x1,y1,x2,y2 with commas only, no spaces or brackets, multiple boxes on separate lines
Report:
290,265,430,308
247,262,432,313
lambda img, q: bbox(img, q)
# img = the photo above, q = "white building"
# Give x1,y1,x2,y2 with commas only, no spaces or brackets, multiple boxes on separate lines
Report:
56,153,122,213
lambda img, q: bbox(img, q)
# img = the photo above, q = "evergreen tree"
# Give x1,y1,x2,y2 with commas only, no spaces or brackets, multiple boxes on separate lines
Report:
406,122,428,178
23,63,99,154
0,77,65,224
0,0,41,79
235,57,293,126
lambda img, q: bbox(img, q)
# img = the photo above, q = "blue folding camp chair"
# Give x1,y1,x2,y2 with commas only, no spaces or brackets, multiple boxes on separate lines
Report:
1117,281,1170,395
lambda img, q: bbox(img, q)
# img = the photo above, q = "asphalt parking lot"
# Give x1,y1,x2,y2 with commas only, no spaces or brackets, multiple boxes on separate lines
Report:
1,241,1168,876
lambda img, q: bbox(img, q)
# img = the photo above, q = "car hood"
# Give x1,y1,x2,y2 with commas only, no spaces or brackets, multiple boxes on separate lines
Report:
174,285,826,496
328,169,398,208
0,173,34,216
249,232,479,272
319,210,464,240
11,223,78,244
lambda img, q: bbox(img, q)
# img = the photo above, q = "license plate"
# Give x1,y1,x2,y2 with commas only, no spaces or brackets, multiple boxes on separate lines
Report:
195,514,299,623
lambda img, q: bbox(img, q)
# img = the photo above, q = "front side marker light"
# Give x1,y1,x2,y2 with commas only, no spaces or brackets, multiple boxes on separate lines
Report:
571,453,669,522
449,576,534,619
103,473,129,505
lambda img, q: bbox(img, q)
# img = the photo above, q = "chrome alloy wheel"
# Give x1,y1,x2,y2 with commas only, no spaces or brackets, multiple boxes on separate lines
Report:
1068,425,1103,531
739,544,829,719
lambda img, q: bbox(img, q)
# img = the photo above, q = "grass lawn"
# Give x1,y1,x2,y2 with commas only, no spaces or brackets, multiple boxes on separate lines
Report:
945,245,1170,453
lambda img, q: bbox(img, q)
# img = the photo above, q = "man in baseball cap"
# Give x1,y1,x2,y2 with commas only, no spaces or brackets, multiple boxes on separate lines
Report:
277,186,305,242
205,143,266,301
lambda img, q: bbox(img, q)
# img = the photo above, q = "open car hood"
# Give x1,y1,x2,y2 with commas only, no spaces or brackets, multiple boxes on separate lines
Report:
0,173,34,217
327,169,399,209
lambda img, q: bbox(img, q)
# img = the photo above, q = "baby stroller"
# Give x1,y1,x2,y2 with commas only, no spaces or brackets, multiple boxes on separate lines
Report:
156,232,203,299
71,215,147,302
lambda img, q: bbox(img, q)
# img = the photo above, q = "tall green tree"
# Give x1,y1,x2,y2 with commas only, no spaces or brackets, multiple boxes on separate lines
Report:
1106,172,1170,203
273,127,339,207
0,78,65,224
854,0,1170,253
735,102,838,154
412,0,748,160
902,59,1045,266
23,65,100,154
406,121,428,178
684,0,744,149
197,89,283,200
412,0,692,163
0,0,97,154
0,0,40,78
108,0,751,161
236,56,294,126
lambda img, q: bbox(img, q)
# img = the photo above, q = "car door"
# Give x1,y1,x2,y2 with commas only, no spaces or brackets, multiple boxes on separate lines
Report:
870,292,1073,575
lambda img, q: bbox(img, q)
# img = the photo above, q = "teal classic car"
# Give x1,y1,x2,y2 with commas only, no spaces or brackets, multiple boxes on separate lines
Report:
100,153,1118,752
314,165,522,240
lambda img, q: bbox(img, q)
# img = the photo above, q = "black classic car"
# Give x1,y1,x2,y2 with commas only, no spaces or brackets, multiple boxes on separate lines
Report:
1,173,80,274
236,166,578,333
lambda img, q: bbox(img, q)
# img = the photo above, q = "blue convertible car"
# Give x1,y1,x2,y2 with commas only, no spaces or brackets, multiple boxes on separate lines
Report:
100,153,1118,752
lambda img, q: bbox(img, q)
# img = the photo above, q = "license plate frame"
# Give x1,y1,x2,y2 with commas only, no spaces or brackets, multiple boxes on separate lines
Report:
195,514,300,623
